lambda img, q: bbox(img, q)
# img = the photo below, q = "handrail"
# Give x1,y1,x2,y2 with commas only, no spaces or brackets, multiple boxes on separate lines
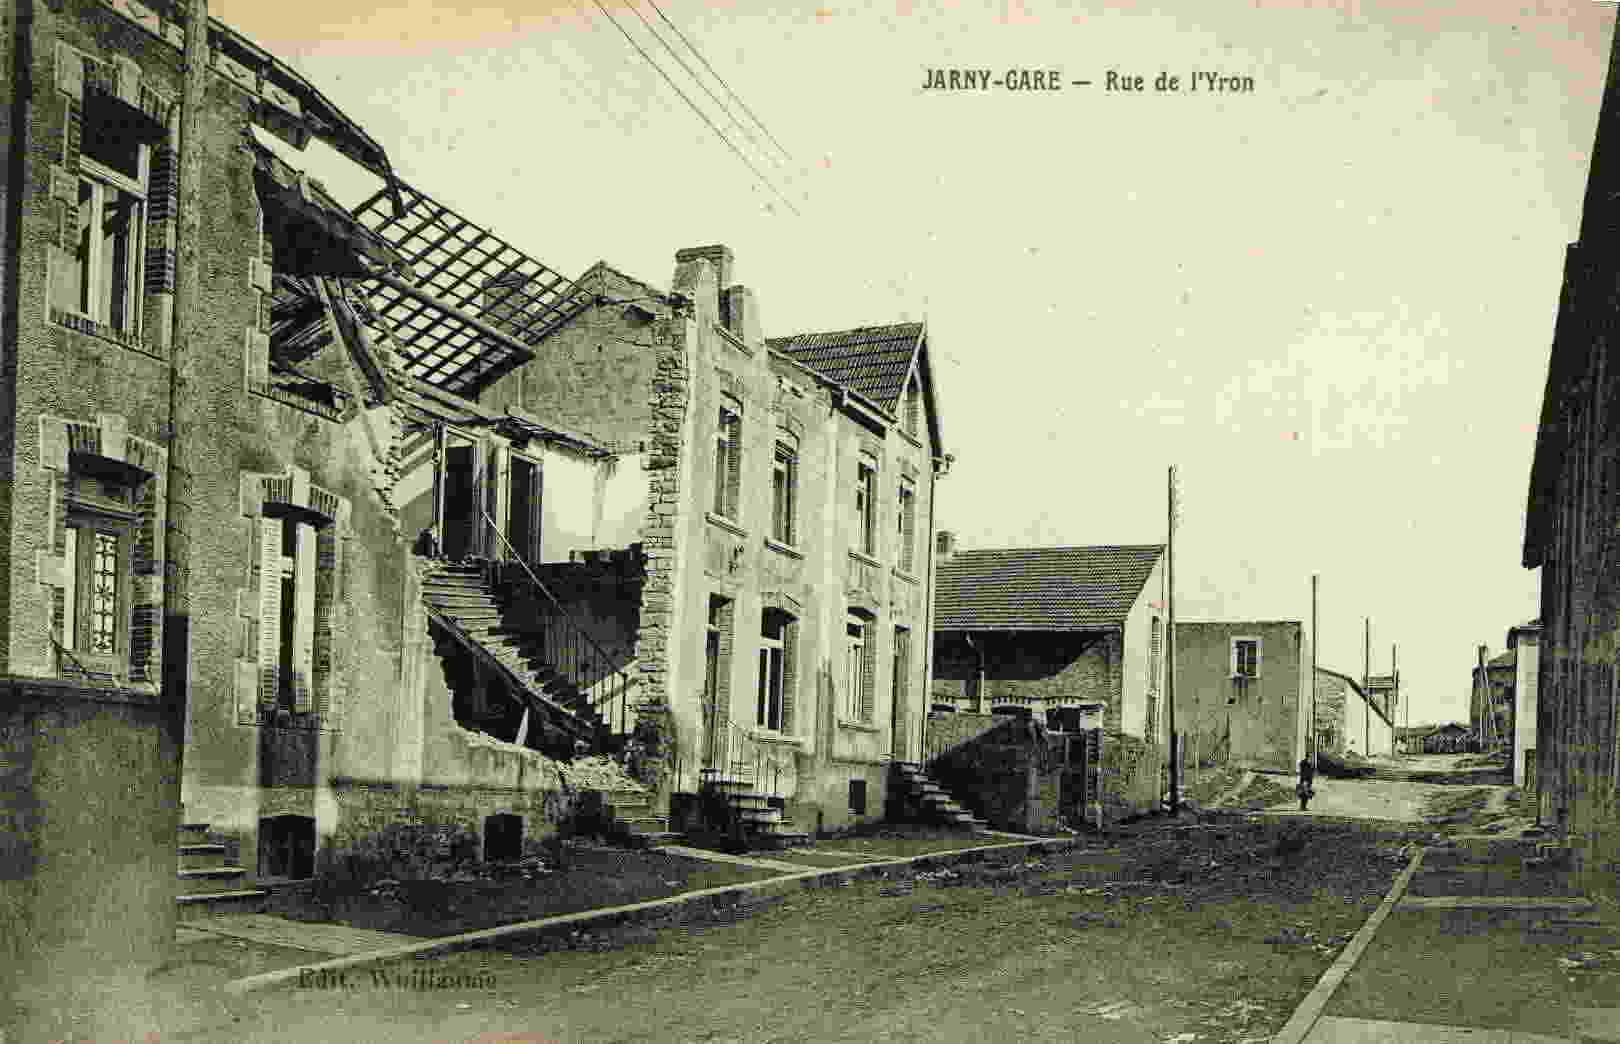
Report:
50,637,115,688
477,508,637,736
422,601,590,742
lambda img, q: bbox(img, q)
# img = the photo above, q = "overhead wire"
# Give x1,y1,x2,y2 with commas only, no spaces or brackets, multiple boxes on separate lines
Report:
645,0,795,165
589,0,802,216
625,1,788,172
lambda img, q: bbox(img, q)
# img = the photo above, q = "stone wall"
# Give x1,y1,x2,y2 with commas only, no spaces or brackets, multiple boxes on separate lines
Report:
323,778,576,883
924,717,1061,833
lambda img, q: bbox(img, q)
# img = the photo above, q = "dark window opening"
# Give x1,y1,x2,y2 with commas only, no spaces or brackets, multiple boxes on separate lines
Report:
507,456,542,564
442,442,478,560
258,815,315,880
484,814,523,862
848,779,868,816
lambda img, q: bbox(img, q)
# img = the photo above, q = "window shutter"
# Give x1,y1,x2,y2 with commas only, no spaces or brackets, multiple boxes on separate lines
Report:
860,628,875,722
257,517,282,706
313,526,339,724
470,441,488,557
493,447,510,560
781,618,797,734
725,415,741,518
291,521,317,712
62,527,78,649
1253,639,1263,678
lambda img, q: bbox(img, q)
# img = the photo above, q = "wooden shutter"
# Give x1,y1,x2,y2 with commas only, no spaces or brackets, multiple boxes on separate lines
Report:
313,526,339,724
62,527,78,649
492,446,511,560
780,616,797,734
257,517,282,706
431,423,447,550
860,624,875,723
724,413,741,519
292,521,316,712
471,440,489,557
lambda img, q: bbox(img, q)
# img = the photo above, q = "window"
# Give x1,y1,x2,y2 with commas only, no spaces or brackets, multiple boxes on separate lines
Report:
892,625,911,720
855,456,877,555
771,441,797,546
52,114,148,334
1232,637,1261,679
897,477,917,573
61,459,139,664
259,511,317,714
703,596,733,764
758,609,794,731
846,613,874,722
712,403,741,520
1149,618,1163,689
505,454,543,564
848,779,868,816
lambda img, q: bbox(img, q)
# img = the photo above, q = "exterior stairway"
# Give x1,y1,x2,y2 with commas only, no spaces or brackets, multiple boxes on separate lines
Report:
889,762,990,830
600,789,681,849
175,822,266,921
421,563,604,746
696,770,812,849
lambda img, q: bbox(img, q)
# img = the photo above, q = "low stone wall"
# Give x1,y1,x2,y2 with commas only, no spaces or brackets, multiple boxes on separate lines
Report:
323,779,577,883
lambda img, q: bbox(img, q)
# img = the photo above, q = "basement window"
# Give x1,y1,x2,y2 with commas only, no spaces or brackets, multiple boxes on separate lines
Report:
848,779,868,816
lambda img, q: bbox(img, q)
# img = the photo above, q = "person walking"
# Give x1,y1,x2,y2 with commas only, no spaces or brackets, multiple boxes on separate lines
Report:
1296,755,1316,812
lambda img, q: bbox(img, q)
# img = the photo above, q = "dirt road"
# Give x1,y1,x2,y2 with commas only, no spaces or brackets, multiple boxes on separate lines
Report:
140,818,1422,1044
1263,775,1501,822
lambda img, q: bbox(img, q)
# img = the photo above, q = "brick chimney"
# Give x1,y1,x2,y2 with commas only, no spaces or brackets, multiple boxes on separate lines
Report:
674,245,732,323
936,530,956,558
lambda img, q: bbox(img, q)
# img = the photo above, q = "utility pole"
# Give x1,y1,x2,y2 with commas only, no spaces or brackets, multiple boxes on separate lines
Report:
1167,465,1179,816
1311,576,1319,771
1364,618,1371,756
1391,643,1398,757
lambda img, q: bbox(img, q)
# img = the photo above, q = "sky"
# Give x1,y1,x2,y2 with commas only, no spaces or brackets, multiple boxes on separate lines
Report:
215,0,1617,727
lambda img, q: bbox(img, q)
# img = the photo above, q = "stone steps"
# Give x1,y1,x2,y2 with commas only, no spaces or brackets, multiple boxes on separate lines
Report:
174,821,266,919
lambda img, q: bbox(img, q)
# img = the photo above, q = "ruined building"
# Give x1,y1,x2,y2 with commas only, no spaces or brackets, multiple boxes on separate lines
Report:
0,9,950,1012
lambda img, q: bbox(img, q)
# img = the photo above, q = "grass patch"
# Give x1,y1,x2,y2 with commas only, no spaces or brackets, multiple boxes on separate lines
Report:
275,845,782,938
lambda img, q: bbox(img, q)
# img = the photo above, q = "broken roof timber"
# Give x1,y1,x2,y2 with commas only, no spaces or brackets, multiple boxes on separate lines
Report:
350,178,597,397
100,0,397,198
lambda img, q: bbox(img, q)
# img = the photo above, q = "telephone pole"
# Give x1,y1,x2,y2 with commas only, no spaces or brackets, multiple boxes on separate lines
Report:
1167,465,1179,816
1364,618,1372,756
1311,575,1319,771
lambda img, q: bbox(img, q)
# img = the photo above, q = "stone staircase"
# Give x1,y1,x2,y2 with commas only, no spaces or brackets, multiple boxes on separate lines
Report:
422,563,605,747
175,822,266,921
889,762,990,830
696,770,812,850
600,789,681,849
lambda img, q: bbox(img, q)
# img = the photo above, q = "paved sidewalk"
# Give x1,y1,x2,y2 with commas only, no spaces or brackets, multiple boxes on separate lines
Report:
182,913,427,956
657,843,814,873
1282,839,1620,1044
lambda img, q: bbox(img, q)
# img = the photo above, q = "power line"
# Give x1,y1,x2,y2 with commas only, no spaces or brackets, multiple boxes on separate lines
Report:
590,0,801,216
645,0,795,165
625,1,788,172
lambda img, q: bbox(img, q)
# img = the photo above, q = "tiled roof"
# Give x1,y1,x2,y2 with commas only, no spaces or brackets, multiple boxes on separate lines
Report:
767,322,923,413
935,545,1164,631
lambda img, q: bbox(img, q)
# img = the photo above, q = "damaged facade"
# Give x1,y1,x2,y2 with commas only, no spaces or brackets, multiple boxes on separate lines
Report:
2,9,952,1004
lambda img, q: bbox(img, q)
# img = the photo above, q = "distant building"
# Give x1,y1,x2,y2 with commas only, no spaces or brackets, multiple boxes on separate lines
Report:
930,540,1167,817
1509,622,1540,788
1174,621,1310,774
1317,669,1394,758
